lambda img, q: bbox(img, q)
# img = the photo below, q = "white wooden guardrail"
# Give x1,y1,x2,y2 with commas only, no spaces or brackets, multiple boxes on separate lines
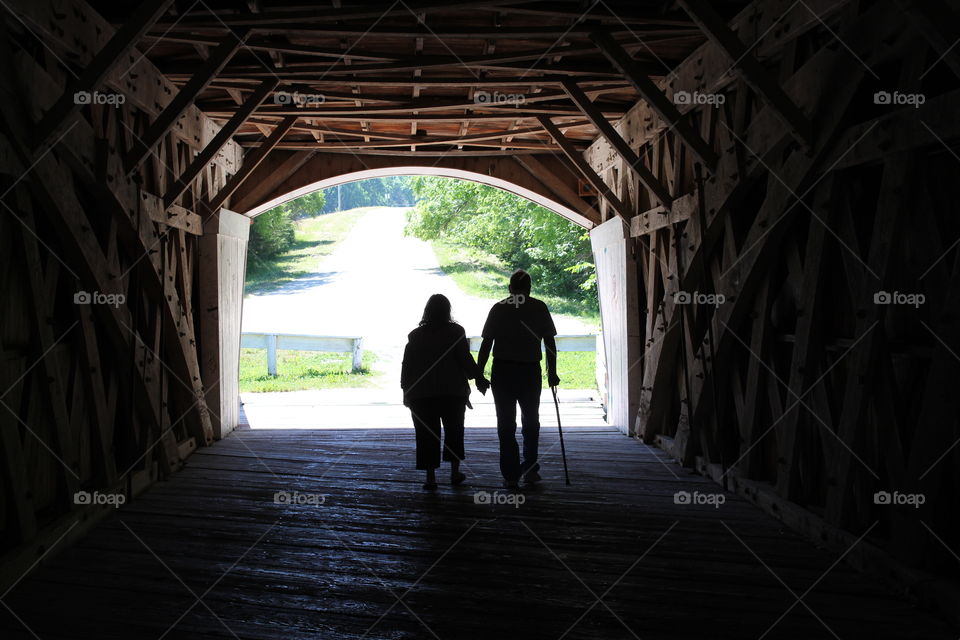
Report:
466,334,599,352
241,333,363,375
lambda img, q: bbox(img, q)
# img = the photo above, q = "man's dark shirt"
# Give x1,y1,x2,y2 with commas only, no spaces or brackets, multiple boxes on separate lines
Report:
481,295,557,363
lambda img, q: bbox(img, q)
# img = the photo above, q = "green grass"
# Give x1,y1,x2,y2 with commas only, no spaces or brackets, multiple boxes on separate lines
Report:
239,349,380,392
432,240,600,326
244,207,375,294
473,350,597,390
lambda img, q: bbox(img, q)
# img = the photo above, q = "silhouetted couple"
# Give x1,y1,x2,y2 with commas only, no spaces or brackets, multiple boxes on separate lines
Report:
401,270,559,490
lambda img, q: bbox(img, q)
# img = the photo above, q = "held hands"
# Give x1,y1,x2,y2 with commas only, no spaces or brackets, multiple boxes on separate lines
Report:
476,376,490,395
548,372,561,388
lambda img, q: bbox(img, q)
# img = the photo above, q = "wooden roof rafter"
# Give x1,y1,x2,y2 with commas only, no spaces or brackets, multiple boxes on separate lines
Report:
97,0,740,164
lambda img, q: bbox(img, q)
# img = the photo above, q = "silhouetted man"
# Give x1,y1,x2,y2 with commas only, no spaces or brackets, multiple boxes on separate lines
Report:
477,269,560,489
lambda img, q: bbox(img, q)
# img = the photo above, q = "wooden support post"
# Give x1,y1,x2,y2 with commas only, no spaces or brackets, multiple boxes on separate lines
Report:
17,193,80,500
204,116,299,215
590,217,641,434
124,31,249,175
352,338,363,373
560,79,673,209
777,177,836,500
163,78,279,208
825,155,912,523
32,0,176,151
536,115,632,220
589,32,719,172
199,210,250,439
676,0,813,147
267,334,278,376
0,354,37,544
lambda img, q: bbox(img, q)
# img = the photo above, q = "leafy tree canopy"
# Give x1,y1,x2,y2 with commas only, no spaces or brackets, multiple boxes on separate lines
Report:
405,176,596,306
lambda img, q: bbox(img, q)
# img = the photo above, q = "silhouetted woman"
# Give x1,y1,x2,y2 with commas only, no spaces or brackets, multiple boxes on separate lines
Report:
401,294,486,490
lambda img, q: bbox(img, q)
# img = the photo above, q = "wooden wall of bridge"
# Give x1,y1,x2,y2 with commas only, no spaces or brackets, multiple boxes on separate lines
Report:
0,0,957,609
582,0,960,593
0,0,240,589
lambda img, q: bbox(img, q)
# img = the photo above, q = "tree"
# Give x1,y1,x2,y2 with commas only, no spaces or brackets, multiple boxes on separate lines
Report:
247,189,329,267
405,177,596,305
319,176,414,212
285,191,326,219
248,206,295,267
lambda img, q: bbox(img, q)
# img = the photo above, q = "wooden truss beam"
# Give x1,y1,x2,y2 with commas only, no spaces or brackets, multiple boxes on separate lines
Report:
825,155,912,521
124,31,249,175
590,32,720,172
170,60,626,79
209,75,618,87
204,116,298,215
630,193,697,236
537,115,631,220
561,79,673,209
676,0,813,147
151,24,638,39
163,78,279,208
513,155,601,226
231,150,315,214
205,110,599,123
893,0,960,80
32,0,175,151
205,98,626,117
152,0,523,28
222,40,670,73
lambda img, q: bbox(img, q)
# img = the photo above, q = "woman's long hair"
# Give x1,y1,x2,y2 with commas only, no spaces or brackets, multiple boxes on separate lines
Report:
419,294,453,326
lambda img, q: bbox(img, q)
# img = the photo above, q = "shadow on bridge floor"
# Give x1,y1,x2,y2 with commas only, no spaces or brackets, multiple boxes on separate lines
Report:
0,428,951,639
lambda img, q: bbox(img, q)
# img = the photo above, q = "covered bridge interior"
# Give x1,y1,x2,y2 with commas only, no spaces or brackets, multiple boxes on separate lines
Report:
0,0,959,637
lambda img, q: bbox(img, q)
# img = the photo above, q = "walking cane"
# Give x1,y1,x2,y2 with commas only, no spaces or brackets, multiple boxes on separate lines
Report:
551,386,571,485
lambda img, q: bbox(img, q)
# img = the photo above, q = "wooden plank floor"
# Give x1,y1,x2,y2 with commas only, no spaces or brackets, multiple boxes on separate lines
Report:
1,427,952,639
239,388,608,428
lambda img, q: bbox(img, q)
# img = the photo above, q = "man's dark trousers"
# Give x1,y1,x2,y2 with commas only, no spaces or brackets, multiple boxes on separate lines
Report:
491,359,542,482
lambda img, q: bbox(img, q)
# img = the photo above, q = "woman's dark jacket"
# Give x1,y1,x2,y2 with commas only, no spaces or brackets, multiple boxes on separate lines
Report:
401,322,480,402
